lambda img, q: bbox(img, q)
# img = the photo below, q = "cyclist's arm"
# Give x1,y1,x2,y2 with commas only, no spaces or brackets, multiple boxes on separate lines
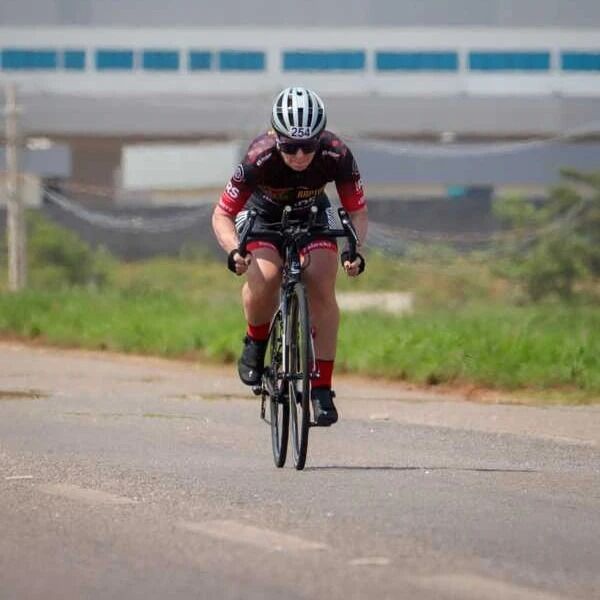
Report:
340,207,367,277
212,206,252,275
333,143,367,244
333,147,368,266
211,205,239,255
212,166,254,273
348,206,368,248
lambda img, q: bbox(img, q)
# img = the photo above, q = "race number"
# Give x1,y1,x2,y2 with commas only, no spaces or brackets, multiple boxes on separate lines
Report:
290,126,312,138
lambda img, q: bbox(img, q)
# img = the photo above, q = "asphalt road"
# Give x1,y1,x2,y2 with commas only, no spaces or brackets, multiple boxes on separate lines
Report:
1,342,599,600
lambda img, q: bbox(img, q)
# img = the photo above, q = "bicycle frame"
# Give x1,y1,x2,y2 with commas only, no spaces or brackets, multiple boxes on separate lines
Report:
241,203,357,385
238,204,359,468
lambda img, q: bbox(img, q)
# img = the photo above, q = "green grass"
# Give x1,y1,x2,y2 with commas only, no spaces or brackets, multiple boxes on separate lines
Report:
0,286,245,361
1,247,599,404
338,305,600,398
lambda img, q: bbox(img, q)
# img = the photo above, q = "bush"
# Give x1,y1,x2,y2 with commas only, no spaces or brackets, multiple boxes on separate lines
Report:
26,211,115,289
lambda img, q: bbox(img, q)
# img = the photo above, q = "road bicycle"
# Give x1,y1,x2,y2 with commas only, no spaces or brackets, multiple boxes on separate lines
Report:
238,205,359,470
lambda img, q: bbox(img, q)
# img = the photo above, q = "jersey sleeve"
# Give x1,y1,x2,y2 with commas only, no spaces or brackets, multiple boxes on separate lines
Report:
217,163,254,217
334,147,366,212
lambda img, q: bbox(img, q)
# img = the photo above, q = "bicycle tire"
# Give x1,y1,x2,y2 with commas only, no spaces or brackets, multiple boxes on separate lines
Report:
287,283,312,470
266,310,289,467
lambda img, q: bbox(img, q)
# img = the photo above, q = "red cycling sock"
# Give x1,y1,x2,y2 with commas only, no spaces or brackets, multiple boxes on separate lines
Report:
247,321,270,341
313,359,334,389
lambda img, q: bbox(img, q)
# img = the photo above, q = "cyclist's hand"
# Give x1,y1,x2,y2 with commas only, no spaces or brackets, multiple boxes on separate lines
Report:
341,251,365,277
227,249,252,275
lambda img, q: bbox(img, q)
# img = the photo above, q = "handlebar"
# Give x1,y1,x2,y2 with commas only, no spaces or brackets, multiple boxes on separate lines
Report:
238,206,359,262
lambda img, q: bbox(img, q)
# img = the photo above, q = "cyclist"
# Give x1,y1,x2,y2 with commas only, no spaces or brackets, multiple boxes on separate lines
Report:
212,87,368,426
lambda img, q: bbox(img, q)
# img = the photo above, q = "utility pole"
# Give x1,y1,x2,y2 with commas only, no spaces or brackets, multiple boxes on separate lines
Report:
4,83,27,291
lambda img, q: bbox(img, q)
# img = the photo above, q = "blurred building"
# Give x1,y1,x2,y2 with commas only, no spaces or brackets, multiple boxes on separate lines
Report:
0,1,599,195
0,143,71,206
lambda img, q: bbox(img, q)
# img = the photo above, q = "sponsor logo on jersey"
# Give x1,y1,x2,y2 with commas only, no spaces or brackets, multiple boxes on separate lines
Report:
321,150,341,159
297,186,325,199
226,181,240,199
293,197,317,209
255,152,273,167
233,164,245,183
301,239,338,255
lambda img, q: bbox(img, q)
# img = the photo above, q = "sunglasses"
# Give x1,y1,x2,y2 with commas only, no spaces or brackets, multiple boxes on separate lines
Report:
277,136,320,154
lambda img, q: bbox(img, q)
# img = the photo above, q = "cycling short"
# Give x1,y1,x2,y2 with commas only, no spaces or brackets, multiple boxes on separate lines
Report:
235,195,338,257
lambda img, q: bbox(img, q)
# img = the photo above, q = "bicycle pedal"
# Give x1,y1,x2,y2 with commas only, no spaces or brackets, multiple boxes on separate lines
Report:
251,385,262,396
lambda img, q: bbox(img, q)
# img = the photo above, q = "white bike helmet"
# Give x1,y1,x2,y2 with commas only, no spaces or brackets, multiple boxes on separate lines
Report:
271,87,327,140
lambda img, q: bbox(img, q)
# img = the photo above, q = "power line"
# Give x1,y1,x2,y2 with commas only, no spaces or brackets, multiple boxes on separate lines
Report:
44,189,213,233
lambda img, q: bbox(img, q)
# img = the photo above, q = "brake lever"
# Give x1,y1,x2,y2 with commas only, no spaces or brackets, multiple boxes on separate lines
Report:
338,208,358,261
238,209,257,257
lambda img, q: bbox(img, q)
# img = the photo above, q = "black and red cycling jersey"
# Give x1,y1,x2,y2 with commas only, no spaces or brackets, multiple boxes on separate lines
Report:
218,130,366,219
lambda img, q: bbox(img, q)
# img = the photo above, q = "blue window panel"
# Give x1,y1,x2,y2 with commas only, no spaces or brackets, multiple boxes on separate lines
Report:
376,51,458,71
469,51,550,71
561,52,600,71
2,49,57,70
96,49,134,70
218,51,265,71
189,51,212,70
283,51,365,71
64,50,85,70
143,50,179,71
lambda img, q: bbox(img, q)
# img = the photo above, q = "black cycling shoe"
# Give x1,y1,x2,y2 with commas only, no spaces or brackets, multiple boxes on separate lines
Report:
238,336,268,386
311,387,338,426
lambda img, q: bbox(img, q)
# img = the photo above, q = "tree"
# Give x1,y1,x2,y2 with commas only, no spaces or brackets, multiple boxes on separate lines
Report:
493,169,600,301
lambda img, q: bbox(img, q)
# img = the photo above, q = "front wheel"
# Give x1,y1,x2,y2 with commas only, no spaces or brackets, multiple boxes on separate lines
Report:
287,283,312,470
265,310,288,468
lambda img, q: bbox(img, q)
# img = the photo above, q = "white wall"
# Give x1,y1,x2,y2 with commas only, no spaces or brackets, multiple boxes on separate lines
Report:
0,174,42,207
1,27,599,98
122,142,240,190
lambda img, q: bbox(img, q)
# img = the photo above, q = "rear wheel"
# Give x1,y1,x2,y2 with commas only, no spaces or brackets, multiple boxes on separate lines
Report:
265,311,288,468
287,283,312,470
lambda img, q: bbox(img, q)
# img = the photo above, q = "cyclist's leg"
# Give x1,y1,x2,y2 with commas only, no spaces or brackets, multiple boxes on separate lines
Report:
302,245,339,360
302,246,339,424
242,244,282,326
301,199,340,360
237,244,282,385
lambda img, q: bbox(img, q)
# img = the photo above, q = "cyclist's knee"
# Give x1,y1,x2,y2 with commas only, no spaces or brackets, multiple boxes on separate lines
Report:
246,249,282,288
304,249,338,288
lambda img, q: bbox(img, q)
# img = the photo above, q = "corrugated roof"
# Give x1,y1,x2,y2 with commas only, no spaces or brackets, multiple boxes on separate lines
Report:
2,0,600,27
4,93,599,139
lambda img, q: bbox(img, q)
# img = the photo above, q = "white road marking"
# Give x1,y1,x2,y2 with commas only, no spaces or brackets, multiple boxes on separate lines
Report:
349,557,391,566
38,483,138,506
414,573,569,600
547,435,596,447
177,520,328,552
337,291,413,314
369,414,391,421
5,475,34,480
